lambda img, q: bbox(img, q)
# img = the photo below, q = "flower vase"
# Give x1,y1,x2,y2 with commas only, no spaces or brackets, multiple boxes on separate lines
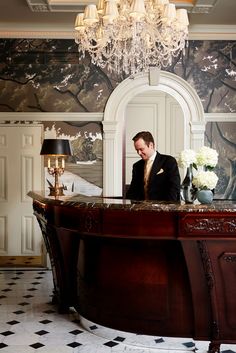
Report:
197,189,213,204
181,165,197,204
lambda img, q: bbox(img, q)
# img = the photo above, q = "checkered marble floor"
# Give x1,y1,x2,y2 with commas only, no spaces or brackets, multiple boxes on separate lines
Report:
0,270,236,353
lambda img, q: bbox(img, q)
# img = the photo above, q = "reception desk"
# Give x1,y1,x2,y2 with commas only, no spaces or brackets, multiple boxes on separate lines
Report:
28,191,236,353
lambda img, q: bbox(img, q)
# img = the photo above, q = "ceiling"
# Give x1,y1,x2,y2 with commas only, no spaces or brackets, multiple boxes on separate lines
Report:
0,0,235,39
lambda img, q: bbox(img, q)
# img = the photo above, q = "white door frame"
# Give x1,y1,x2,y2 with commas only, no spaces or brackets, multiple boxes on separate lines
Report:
102,71,205,197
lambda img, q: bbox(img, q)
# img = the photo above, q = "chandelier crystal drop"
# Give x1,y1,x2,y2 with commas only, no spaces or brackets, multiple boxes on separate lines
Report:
74,0,189,76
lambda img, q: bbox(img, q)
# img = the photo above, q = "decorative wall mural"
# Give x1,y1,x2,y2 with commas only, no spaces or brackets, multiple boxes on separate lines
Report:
205,122,236,200
171,41,236,113
43,121,103,196
0,39,119,113
0,39,235,113
0,38,235,199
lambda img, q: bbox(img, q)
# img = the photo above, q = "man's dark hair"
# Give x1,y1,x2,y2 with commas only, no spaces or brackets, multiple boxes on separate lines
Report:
132,131,155,146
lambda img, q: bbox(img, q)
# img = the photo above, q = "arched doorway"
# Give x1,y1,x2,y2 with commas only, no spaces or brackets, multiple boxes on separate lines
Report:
102,71,205,197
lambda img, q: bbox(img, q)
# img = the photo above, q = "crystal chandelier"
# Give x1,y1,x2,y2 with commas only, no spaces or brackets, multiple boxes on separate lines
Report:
74,0,189,76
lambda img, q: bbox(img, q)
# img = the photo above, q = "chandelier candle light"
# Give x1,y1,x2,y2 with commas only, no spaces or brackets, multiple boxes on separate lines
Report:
74,0,189,75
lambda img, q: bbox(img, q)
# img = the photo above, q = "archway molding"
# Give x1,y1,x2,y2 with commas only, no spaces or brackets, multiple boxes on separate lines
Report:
103,71,205,197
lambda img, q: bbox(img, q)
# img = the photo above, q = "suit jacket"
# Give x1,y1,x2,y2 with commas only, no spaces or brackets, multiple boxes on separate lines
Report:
126,152,180,202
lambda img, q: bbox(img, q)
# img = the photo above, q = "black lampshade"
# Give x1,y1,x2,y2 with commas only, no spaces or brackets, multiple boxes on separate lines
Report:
40,139,72,156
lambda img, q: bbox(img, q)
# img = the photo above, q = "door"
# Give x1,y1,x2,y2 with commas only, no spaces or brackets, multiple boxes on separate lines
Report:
125,91,184,186
0,125,43,267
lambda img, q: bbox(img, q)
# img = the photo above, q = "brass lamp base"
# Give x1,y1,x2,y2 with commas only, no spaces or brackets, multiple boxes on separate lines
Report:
48,186,65,197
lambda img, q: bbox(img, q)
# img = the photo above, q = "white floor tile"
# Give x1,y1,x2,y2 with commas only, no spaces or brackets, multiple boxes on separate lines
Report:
0,269,235,353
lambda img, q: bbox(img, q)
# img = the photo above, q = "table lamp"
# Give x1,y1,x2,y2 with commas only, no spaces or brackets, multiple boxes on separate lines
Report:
40,139,72,196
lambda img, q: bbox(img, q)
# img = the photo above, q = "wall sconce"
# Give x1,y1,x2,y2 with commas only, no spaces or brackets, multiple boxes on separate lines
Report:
40,139,72,197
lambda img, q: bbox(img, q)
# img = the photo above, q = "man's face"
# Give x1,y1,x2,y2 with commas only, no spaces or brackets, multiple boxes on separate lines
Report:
134,138,155,161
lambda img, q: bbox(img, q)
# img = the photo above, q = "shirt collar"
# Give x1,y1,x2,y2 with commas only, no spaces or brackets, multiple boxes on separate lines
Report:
149,151,156,162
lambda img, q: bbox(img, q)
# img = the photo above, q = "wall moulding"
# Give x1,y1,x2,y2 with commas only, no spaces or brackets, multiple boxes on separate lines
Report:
0,30,74,39
0,112,103,122
188,25,236,40
1,112,235,124
205,113,236,122
0,25,236,40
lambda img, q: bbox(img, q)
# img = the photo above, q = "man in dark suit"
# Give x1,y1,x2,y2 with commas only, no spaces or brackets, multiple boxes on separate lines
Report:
126,131,180,202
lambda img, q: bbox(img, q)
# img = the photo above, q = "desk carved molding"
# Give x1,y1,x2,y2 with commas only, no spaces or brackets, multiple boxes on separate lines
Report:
179,214,236,236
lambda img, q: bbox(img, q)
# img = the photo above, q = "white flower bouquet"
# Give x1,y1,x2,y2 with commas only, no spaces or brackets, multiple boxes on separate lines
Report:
178,149,197,168
196,146,218,170
192,170,218,190
178,146,219,203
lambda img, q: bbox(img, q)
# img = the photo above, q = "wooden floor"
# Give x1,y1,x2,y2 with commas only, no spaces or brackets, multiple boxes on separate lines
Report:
0,255,44,267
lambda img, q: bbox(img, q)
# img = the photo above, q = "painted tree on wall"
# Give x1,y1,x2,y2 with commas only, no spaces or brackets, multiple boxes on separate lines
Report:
0,39,120,112
206,122,236,199
0,39,235,113
171,41,236,113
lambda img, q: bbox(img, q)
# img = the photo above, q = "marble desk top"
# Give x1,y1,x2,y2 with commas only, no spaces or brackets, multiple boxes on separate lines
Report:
28,191,236,213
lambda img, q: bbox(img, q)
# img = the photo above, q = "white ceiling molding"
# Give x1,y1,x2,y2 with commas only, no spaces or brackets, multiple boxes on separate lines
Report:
188,0,218,13
1,25,236,40
189,25,236,40
25,0,94,12
25,0,219,13
0,0,235,40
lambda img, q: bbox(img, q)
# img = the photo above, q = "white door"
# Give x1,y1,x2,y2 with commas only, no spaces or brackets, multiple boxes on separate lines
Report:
125,91,184,185
0,125,43,265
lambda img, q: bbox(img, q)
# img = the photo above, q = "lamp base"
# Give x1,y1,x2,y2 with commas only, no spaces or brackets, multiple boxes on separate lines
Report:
48,186,65,197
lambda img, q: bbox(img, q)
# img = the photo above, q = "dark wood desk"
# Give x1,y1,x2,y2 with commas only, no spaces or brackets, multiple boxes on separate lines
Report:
28,191,236,353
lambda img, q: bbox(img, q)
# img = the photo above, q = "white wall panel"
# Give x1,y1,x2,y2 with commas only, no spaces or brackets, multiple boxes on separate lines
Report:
0,157,7,201
21,156,33,202
126,104,157,154
21,216,34,253
0,216,7,253
22,134,34,148
166,97,185,158
125,94,164,185
0,134,6,147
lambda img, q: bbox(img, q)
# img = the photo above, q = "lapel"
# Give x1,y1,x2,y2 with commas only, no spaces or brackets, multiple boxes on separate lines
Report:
149,152,163,181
